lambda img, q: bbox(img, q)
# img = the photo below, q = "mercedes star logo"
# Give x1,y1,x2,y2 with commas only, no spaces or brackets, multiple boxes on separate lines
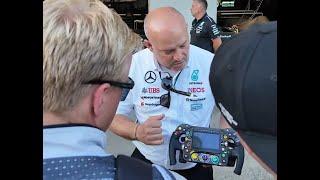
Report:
144,71,157,83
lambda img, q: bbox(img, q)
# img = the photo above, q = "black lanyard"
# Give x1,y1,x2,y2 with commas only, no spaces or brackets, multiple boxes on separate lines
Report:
159,69,183,88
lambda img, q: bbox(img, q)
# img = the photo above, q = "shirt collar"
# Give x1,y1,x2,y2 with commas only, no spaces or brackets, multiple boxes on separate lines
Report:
153,55,162,72
195,13,207,23
43,125,111,159
151,48,191,75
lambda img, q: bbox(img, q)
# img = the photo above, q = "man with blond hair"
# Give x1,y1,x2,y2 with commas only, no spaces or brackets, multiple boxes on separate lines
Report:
43,0,184,179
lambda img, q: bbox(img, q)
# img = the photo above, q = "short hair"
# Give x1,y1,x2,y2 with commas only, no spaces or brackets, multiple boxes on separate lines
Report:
194,0,208,10
43,0,142,113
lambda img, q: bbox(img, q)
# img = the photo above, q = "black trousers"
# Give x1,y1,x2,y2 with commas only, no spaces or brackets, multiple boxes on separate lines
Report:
131,148,213,180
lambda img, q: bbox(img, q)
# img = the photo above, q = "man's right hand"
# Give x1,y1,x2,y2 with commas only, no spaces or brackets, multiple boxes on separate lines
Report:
136,114,164,145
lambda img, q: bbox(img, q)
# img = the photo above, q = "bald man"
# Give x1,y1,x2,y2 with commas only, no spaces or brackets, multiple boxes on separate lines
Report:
110,7,216,180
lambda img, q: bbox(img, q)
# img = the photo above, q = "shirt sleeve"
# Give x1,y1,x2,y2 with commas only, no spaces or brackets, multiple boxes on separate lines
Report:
208,21,221,40
116,88,134,116
116,56,136,116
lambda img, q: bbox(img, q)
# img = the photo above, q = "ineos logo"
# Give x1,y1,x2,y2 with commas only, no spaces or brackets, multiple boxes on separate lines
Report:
144,71,157,83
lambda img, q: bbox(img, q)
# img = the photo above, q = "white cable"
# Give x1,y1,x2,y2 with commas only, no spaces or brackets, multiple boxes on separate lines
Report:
249,0,264,20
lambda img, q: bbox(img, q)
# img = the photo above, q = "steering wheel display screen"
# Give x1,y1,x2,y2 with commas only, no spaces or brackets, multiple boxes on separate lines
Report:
192,131,220,150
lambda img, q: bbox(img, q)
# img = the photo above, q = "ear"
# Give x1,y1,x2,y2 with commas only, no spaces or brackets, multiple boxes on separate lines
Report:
144,39,153,51
92,83,111,117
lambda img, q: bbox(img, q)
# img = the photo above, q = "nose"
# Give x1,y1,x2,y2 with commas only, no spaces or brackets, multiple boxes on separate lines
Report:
173,48,184,61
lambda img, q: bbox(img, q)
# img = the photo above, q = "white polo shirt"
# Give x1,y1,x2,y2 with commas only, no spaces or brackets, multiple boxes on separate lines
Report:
116,45,215,170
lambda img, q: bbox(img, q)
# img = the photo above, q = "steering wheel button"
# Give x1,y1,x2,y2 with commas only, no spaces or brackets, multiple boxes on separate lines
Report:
191,153,198,160
211,156,219,164
202,154,208,160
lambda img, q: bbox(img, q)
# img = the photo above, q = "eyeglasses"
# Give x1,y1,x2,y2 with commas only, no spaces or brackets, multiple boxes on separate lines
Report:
160,76,191,108
83,77,134,101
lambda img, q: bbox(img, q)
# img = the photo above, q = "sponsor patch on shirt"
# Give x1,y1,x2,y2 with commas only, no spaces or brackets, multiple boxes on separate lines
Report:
186,97,206,102
140,96,162,107
211,24,220,35
141,96,161,100
189,81,203,85
196,22,205,33
144,103,161,106
188,87,205,93
140,96,161,106
191,103,203,111
144,71,157,83
191,70,199,81
142,87,160,94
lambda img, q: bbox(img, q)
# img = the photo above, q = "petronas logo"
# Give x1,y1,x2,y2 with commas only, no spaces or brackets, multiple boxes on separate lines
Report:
191,70,199,81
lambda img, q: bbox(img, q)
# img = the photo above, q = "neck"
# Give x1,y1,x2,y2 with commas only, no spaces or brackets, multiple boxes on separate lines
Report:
154,57,179,75
195,11,206,20
161,65,178,77
43,108,93,126
43,112,70,126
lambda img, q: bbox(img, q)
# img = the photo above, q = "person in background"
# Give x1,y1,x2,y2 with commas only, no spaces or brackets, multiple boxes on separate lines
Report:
190,0,222,53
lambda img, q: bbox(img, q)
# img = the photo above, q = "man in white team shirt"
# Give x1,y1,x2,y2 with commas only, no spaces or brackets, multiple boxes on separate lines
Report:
110,7,216,180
